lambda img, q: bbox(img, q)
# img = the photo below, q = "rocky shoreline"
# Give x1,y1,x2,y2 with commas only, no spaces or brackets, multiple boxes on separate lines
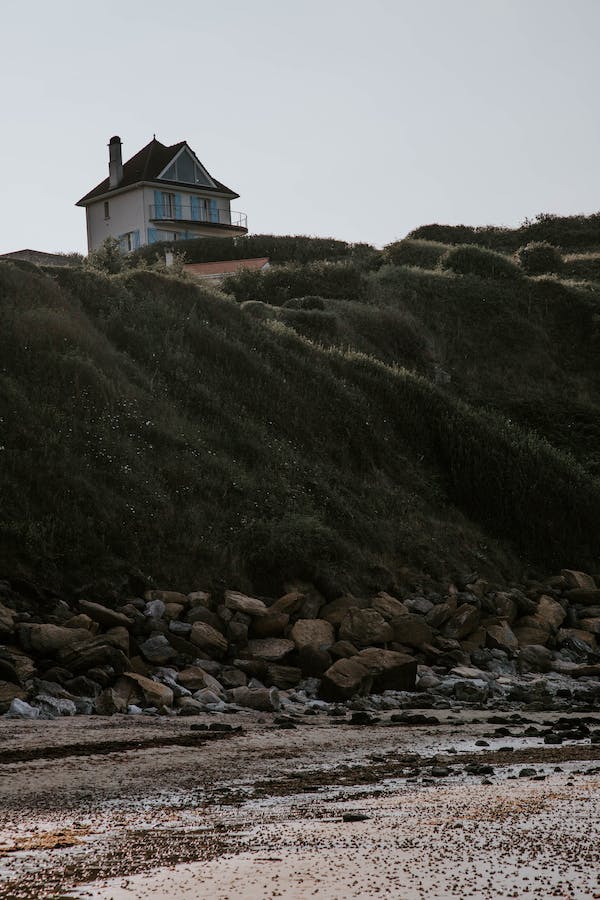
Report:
2,568,600,722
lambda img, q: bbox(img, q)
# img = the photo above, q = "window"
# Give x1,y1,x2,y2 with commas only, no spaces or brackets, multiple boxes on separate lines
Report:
161,192,175,217
104,201,110,219
161,149,211,186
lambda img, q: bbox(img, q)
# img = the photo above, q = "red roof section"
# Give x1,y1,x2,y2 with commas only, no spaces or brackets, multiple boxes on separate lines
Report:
184,257,270,277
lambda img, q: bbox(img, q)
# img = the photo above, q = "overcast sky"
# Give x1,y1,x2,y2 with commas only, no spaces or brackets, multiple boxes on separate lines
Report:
2,0,599,254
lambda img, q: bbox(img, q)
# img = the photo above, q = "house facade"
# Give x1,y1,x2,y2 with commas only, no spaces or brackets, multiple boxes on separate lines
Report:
76,136,247,254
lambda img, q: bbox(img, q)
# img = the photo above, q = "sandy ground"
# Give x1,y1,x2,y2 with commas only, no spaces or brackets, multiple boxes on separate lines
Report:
1,710,600,899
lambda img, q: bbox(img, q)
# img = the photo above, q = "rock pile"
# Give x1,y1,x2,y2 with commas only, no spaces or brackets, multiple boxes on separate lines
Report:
1,568,600,719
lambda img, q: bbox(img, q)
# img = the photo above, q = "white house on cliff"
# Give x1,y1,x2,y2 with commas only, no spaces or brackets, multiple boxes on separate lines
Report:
76,136,247,253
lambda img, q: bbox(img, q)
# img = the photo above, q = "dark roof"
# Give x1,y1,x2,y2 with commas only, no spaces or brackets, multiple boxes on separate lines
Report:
77,138,239,205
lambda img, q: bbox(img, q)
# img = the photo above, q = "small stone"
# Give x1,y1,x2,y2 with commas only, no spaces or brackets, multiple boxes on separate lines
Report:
342,812,369,822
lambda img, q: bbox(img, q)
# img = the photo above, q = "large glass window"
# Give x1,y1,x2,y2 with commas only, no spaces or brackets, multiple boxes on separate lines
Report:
162,150,211,186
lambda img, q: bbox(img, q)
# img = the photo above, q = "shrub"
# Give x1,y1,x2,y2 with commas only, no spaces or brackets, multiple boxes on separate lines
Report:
283,296,327,310
222,261,367,305
516,242,563,275
86,237,125,274
441,244,522,280
382,239,449,270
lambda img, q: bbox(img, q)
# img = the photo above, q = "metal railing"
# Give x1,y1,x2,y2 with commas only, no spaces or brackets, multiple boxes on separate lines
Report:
149,205,247,229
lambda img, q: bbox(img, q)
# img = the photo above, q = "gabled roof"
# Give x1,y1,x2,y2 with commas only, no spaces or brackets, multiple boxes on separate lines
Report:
77,138,239,205
184,258,270,278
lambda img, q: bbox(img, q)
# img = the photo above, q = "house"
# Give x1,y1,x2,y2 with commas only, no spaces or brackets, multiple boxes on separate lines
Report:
183,257,270,283
76,136,247,254
0,249,79,267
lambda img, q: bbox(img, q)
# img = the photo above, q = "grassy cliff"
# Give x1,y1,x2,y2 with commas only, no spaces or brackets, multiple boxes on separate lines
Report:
2,223,600,594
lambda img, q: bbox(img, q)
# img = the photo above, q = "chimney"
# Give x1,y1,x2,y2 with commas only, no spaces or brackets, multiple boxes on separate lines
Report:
108,135,123,189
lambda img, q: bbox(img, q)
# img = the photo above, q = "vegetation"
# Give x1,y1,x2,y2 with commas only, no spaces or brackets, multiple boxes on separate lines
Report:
2,222,600,595
516,242,563,275
440,244,522,280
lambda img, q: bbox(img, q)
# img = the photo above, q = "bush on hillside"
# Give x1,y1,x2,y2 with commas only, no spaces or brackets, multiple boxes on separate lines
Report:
516,242,563,275
383,239,449,270
441,244,522,280
562,253,600,282
222,261,367,305
283,296,327,310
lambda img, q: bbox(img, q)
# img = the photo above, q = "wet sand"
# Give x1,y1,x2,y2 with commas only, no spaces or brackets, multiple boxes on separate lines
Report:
1,710,600,899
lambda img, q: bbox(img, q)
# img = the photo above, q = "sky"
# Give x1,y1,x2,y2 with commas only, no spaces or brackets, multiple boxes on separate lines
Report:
2,0,599,254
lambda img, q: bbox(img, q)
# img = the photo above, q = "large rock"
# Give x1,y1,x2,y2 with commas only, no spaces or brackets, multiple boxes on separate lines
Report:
320,595,367,627
269,591,305,616
266,664,302,689
557,627,598,649
19,624,92,656
486,621,519,653
0,602,16,634
561,569,596,591
391,614,433,648
513,617,551,647
579,618,600,636
58,638,131,675
79,600,133,629
290,619,335,651
357,648,417,692
491,592,518,623
425,598,456,630
370,593,409,621
138,634,177,664
224,590,268,617
320,657,372,701
178,665,218,691
535,595,566,630
443,604,481,640
251,612,290,638
123,672,173,707
230,686,280,711
145,589,189,606
518,644,553,673
95,687,128,715
190,621,228,656
339,609,393,646
246,638,294,661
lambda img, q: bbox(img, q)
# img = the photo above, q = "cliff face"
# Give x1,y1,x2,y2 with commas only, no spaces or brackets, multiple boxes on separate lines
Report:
1,247,599,595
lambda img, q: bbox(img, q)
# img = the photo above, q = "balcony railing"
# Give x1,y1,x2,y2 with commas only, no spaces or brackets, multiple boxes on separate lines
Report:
149,204,247,229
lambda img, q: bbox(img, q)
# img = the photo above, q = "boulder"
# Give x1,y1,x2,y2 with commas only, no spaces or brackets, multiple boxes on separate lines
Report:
339,609,393,646
59,639,131,676
0,603,16,634
95,687,128,715
535,595,566,630
186,605,222,630
557,627,598,649
330,640,359,659
266,664,302,689
224,590,268,617
144,598,166,619
138,634,177,665
453,679,489,703
163,603,185,620
518,644,553,673
34,694,77,718
404,596,434,616
5,698,39,719
250,612,290,638
0,648,35,682
190,621,228,656
443,604,481,640
460,625,487,652
65,614,97,632
79,600,133,629
177,665,217,691
298,646,332,676
231,686,280,711
219,667,248,689
320,595,367,627
19,624,92,656
513,618,551,647
357,648,417,692
391,614,433,648
561,569,596,591
269,591,305,616
579,618,600,636
320,657,373,701
426,599,457,630
192,688,224,707
187,590,211,608
123,672,174,707
290,618,335,651
246,638,294,662
370,592,409,621
486,621,519,654
490,592,518,623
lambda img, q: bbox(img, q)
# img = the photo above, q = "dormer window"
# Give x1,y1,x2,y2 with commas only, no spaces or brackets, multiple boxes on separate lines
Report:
160,148,212,186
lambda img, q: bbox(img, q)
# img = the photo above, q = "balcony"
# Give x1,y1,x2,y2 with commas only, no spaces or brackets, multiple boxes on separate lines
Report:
149,204,247,232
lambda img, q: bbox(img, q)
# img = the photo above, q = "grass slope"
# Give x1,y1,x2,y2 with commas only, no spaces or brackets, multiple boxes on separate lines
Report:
1,231,600,594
